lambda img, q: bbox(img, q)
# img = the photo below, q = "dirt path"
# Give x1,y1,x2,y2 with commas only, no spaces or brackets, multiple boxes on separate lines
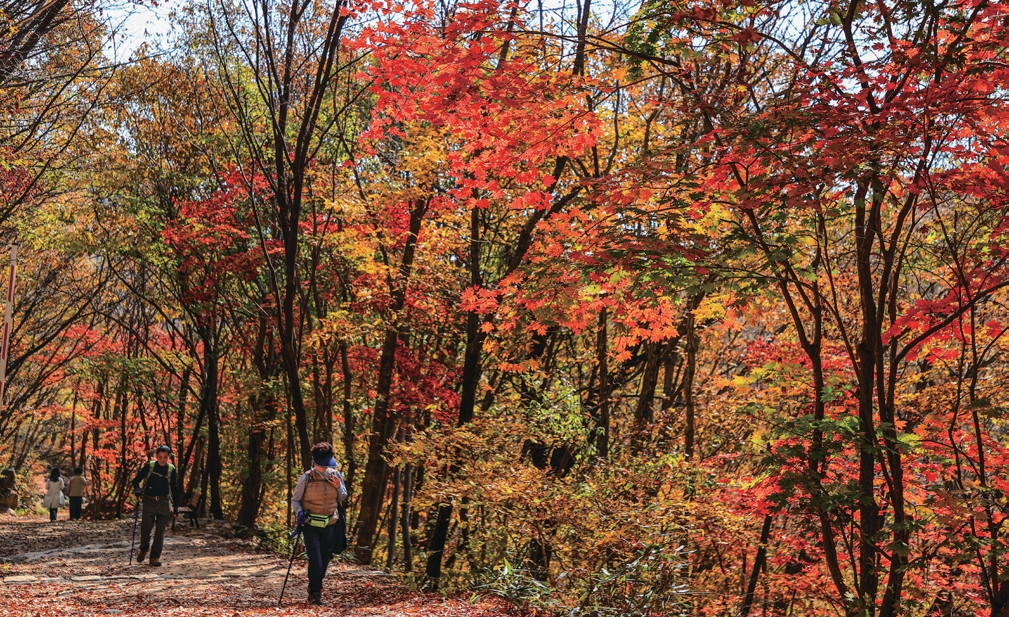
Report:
0,516,514,616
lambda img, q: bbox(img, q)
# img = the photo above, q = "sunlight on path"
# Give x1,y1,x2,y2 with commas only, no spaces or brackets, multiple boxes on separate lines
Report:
0,520,510,616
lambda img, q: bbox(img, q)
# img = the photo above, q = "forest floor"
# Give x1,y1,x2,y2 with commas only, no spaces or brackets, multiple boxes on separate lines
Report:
0,513,517,616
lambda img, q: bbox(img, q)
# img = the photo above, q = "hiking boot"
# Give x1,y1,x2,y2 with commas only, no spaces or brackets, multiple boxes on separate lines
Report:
149,559,162,567
308,592,322,605
135,550,146,564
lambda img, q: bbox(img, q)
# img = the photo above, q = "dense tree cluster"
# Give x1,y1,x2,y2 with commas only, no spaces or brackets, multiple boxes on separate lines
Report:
4,0,1009,614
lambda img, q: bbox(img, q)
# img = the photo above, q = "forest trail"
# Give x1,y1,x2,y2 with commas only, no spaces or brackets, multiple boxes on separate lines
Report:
0,516,514,616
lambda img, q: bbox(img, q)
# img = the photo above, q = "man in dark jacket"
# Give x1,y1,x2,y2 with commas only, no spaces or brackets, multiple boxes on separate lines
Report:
131,445,180,566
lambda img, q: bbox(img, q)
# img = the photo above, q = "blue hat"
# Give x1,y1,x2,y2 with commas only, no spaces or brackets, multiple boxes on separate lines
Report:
313,452,338,467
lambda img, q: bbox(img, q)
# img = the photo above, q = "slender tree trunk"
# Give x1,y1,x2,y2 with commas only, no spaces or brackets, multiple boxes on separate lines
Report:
286,400,295,528
198,449,209,519
281,328,312,471
325,353,335,444
426,207,484,584
683,310,698,459
237,397,276,527
661,348,679,413
116,384,128,517
354,199,426,564
77,428,88,470
354,323,405,563
458,206,484,426
311,350,335,444
186,436,204,497
340,342,356,494
739,515,773,617
425,504,453,583
179,395,207,497
70,391,77,465
854,184,881,613
175,367,191,485
528,536,551,581
401,463,413,573
595,307,609,458
386,467,401,570
136,386,151,454
202,334,223,520
632,342,662,450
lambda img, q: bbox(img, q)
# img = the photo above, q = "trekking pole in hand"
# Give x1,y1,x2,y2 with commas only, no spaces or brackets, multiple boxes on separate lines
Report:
278,529,301,606
128,497,140,565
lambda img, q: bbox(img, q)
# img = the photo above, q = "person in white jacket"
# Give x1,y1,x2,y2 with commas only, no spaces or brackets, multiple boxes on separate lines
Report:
42,468,65,521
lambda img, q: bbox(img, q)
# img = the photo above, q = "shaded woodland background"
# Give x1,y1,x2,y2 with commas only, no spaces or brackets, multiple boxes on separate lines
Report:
5,0,1009,615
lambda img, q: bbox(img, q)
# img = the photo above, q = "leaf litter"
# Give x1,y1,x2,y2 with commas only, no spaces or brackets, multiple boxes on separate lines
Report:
0,516,519,616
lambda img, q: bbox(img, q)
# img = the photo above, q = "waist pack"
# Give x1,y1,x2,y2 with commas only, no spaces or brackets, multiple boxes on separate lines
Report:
308,513,330,528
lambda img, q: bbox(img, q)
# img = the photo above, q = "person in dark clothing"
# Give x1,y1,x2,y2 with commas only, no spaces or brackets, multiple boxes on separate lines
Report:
131,445,179,567
291,442,347,605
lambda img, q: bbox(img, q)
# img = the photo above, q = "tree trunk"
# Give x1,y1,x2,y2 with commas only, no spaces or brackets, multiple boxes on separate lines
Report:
528,537,551,581
401,463,413,573
77,427,88,470
186,436,204,497
854,182,882,613
425,504,453,585
595,307,609,458
281,328,312,471
425,208,484,585
632,342,662,447
202,335,223,520
175,367,191,483
70,395,76,466
354,199,426,564
198,448,209,519
286,402,295,528
386,467,401,570
683,310,698,459
237,398,276,527
739,515,773,617
340,342,356,494
116,383,128,517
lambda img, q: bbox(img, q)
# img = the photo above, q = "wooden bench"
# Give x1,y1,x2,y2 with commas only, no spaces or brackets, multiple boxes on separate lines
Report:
174,491,202,529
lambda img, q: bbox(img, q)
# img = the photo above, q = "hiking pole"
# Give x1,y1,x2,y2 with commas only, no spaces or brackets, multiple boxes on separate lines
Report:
278,529,301,606
128,497,140,565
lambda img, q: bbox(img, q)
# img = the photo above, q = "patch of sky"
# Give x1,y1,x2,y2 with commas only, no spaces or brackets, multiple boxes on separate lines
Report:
103,0,184,61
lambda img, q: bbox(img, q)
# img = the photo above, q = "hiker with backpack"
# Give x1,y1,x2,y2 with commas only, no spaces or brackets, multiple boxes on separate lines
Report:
131,445,179,567
291,442,347,606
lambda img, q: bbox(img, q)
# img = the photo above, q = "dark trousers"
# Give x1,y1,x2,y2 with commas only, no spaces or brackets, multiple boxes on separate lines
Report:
139,497,171,559
69,497,83,520
303,523,336,594
48,508,57,521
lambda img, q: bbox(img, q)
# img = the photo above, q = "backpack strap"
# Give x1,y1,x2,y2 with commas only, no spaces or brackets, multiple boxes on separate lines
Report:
168,464,176,507
142,461,154,497
142,461,176,506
